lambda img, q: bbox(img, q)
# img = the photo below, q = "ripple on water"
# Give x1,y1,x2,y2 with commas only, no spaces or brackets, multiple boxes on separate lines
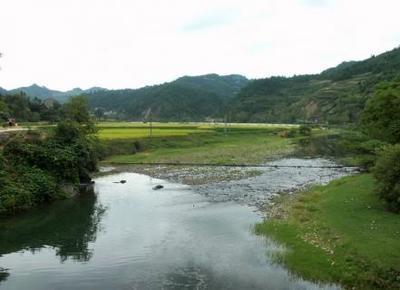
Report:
0,159,347,290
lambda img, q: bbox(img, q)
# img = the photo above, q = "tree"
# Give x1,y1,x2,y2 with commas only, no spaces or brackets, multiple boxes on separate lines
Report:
361,80,400,144
64,96,91,123
63,96,96,134
373,144,400,212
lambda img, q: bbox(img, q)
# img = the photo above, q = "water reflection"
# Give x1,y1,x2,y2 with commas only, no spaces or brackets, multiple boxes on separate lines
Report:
0,268,9,283
0,172,341,290
0,186,106,263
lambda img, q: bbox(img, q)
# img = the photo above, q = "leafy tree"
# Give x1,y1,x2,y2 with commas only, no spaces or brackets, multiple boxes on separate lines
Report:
0,100,9,121
373,144,400,212
361,80,400,144
63,96,96,134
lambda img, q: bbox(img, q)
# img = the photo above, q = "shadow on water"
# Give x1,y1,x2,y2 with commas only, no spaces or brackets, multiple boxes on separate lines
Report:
0,185,106,265
0,268,9,284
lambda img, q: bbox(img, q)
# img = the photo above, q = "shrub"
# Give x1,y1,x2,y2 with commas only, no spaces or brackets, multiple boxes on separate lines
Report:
373,144,400,212
22,167,59,203
361,80,400,144
298,125,312,136
0,186,34,214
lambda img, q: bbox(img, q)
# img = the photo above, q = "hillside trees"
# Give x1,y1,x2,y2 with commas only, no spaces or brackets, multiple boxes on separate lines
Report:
361,79,400,144
361,79,400,212
373,145,400,212
0,93,63,123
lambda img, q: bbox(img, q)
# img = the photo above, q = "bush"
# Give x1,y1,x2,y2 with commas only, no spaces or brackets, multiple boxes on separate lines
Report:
373,144,400,212
361,80,400,144
298,125,312,136
0,186,34,214
22,167,59,203
278,129,297,138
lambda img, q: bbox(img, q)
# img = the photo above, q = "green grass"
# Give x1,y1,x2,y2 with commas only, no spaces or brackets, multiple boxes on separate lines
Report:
98,127,212,139
97,121,298,140
104,130,296,164
96,121,300,164
255,174,400,289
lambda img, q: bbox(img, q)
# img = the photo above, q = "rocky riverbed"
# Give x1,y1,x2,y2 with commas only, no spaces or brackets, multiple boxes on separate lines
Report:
100,158,357,209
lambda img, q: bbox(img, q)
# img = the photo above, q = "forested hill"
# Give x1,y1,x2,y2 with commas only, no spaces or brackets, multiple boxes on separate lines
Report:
229,46,400,124
85,74,249,121
1,85,106,103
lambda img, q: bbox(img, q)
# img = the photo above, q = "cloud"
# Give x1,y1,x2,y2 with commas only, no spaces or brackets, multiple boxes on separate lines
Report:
181,10,239,32
0,0,399,90
301,0,330,7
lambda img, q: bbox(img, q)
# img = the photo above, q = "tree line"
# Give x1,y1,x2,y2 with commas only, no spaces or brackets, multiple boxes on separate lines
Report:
0,92,62,123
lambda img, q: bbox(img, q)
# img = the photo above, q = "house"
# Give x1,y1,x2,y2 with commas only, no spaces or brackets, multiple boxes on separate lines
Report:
7,118,17,126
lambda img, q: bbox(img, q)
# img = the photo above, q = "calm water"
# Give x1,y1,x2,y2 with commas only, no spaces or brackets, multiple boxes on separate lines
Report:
0,171,342,290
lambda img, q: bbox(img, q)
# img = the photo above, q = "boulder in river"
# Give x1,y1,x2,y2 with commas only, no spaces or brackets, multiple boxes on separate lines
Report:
153,185,164,190
113,180,127,184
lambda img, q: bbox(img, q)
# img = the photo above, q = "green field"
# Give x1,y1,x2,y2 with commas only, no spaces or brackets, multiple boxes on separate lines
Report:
97,122,298,139
97,122,299,164
255,174,400,289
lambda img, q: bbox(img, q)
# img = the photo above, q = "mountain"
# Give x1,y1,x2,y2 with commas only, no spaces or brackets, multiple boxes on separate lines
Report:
230,46,400,124
0,87,8,96
6,85,107,103
8,84,64,100
85,74,249,121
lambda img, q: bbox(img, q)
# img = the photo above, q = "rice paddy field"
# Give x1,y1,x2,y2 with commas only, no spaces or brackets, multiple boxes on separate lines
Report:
97,121,298,140
96,122,300,164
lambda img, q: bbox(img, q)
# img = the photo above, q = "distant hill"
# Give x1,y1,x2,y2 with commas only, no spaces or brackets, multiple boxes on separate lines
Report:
229,46,400,124
3,45,400,123
85,74,249,121
5,85,106,103
0,87,8,96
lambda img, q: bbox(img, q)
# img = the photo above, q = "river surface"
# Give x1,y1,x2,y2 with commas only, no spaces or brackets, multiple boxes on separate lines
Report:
0,159,354,289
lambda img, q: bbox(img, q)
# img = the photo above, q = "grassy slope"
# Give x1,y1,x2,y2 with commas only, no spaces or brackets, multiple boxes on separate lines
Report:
255,174,400,289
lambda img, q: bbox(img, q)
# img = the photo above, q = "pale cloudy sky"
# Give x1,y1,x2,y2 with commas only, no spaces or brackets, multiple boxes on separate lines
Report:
0,0,399,90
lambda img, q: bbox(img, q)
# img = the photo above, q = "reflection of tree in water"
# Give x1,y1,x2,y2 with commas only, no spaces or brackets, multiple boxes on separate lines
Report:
0,267,9,284
0,186,106,262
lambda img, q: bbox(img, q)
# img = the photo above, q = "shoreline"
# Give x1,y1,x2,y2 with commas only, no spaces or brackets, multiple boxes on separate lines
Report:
255,174,400,289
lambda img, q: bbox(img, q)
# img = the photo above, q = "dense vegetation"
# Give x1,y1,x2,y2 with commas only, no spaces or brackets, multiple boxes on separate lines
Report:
0,97,100,215
361,79,400,144
85,74,248,121
230,47,400,123
359,79,400,211
0,93,63,122
373,145,400,212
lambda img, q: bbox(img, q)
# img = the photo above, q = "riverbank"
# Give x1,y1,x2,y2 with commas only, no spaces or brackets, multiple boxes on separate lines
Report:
255,174,400,289
103,127,298,165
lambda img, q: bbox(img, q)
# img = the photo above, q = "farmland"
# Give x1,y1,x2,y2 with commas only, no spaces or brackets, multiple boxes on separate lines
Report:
97,122,299,164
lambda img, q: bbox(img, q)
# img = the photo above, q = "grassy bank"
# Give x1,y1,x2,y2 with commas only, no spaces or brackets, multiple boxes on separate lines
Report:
255,174,400,289
102,129,297,164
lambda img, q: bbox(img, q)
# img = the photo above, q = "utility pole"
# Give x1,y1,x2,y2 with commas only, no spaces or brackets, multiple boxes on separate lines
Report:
224,114,228,135
149,108,153,139
143,107,153,141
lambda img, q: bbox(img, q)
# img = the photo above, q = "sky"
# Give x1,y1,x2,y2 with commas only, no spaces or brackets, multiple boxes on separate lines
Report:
0,0,400,91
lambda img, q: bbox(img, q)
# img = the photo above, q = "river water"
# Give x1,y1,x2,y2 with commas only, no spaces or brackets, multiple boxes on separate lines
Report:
0,159,354,289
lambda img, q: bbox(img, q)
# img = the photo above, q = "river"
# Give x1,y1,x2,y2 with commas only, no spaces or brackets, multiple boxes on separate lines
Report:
0,158,354,289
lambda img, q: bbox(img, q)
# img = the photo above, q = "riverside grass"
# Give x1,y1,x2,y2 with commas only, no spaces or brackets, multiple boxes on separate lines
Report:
255,174,400,289
100,126,297,164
